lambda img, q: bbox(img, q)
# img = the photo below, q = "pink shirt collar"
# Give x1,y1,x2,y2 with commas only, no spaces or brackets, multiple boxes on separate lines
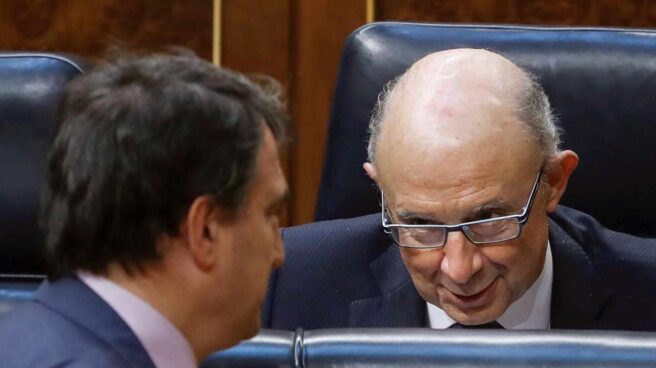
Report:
78,271,196,368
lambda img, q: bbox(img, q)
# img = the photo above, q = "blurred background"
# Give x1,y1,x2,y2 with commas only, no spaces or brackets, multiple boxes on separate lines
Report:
2,0,654,226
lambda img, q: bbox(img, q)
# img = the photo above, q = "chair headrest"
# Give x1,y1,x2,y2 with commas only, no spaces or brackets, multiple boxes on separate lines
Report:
316,23,656,237
203,328,656,367
0,53,85,274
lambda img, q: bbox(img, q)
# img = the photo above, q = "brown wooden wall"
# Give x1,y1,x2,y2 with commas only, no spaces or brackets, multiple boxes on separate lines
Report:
0,0,212,60
1,0,654,226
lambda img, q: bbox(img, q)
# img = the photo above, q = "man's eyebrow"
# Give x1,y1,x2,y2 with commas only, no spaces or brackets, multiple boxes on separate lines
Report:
394,199,516,224
268,188,290,212
396,209,443,224
465,200,516,219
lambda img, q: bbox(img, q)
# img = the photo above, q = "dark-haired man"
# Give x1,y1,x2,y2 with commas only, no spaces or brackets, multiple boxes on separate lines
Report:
264,48,656,331
0,52,289,367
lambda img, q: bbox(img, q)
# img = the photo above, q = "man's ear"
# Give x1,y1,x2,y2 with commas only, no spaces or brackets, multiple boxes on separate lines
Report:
184,195,224,272
544,150,579,212
363,162,378,181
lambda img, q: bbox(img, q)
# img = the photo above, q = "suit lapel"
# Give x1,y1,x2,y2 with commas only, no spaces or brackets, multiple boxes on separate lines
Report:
349,216,613,329
549,219,612,329
349,242,426,327
36,277,156,368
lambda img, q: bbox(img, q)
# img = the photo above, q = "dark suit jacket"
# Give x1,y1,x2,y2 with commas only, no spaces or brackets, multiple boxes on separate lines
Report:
0,277,155,368
263,206,656,330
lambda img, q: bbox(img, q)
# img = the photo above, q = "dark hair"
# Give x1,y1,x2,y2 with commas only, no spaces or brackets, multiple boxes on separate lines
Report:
41,51,288,277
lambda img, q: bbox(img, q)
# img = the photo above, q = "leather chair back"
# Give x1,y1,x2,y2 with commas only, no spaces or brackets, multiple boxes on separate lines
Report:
202,328,656,367
315,23,656,237
0,53,84,314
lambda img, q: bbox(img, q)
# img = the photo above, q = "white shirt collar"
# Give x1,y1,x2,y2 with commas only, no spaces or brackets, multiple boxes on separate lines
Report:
78,271,196,368
427,240,553,329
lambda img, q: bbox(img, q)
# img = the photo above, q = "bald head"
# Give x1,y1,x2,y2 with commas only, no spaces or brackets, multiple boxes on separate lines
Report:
391,49,526,112
367,49,560,171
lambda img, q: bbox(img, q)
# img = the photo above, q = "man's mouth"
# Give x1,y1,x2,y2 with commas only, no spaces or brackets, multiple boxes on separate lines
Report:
447,278,499,309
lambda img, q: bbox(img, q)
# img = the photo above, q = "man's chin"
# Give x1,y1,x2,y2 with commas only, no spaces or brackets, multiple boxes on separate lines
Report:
244,315,261,339
228,311,261,346
455,313,500,326
443,299,507,326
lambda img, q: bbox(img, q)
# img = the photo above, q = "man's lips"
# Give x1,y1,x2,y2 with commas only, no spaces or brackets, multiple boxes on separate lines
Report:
445,278,499,309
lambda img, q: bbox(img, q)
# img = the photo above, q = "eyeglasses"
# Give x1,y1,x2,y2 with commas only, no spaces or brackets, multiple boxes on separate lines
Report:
381,169,543,248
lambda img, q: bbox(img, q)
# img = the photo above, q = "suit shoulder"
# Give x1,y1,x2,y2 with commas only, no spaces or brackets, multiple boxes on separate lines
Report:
276,213,390,298
282,213,382,240
266,214,389,329
0,302,127,367
549,206,656,265
282,213,388,258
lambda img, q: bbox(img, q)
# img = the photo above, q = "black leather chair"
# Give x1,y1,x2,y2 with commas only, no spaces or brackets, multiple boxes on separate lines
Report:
0,53,84,315
315,23,656,238
203,328,656,367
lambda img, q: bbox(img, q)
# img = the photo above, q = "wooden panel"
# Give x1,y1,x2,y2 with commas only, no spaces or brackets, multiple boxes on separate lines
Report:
289,0,368,225
376,0,656,27
0,0,212,60
8,0,653,229
221,0,293,225
221,1,291,83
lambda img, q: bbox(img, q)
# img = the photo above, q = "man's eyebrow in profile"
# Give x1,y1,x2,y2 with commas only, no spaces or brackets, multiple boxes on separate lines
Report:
267,188,290,216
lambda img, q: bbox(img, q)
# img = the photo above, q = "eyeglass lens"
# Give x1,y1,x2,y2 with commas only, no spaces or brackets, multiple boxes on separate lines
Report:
392,218,521,248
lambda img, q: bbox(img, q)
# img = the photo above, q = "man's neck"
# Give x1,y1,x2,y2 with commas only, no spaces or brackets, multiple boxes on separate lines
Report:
78,269,197,368
103,262,202,358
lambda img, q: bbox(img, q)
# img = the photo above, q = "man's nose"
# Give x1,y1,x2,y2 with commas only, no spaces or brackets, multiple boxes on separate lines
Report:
440,231,483,284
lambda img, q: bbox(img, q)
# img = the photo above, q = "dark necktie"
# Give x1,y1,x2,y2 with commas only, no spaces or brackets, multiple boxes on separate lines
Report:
450,321,503,329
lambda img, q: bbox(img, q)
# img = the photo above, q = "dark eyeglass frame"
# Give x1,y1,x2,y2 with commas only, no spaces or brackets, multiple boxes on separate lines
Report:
381,168,543,248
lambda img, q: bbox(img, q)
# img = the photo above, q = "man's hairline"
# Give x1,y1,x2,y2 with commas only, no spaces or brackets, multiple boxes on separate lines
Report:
367,72,560,168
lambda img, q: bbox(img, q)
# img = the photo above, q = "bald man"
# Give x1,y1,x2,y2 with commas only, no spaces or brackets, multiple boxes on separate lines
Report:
263,49,656,331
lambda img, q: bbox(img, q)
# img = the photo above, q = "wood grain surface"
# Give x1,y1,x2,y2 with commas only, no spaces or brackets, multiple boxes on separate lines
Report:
1,0,654,226
376,0,656,27
0,0,212,59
